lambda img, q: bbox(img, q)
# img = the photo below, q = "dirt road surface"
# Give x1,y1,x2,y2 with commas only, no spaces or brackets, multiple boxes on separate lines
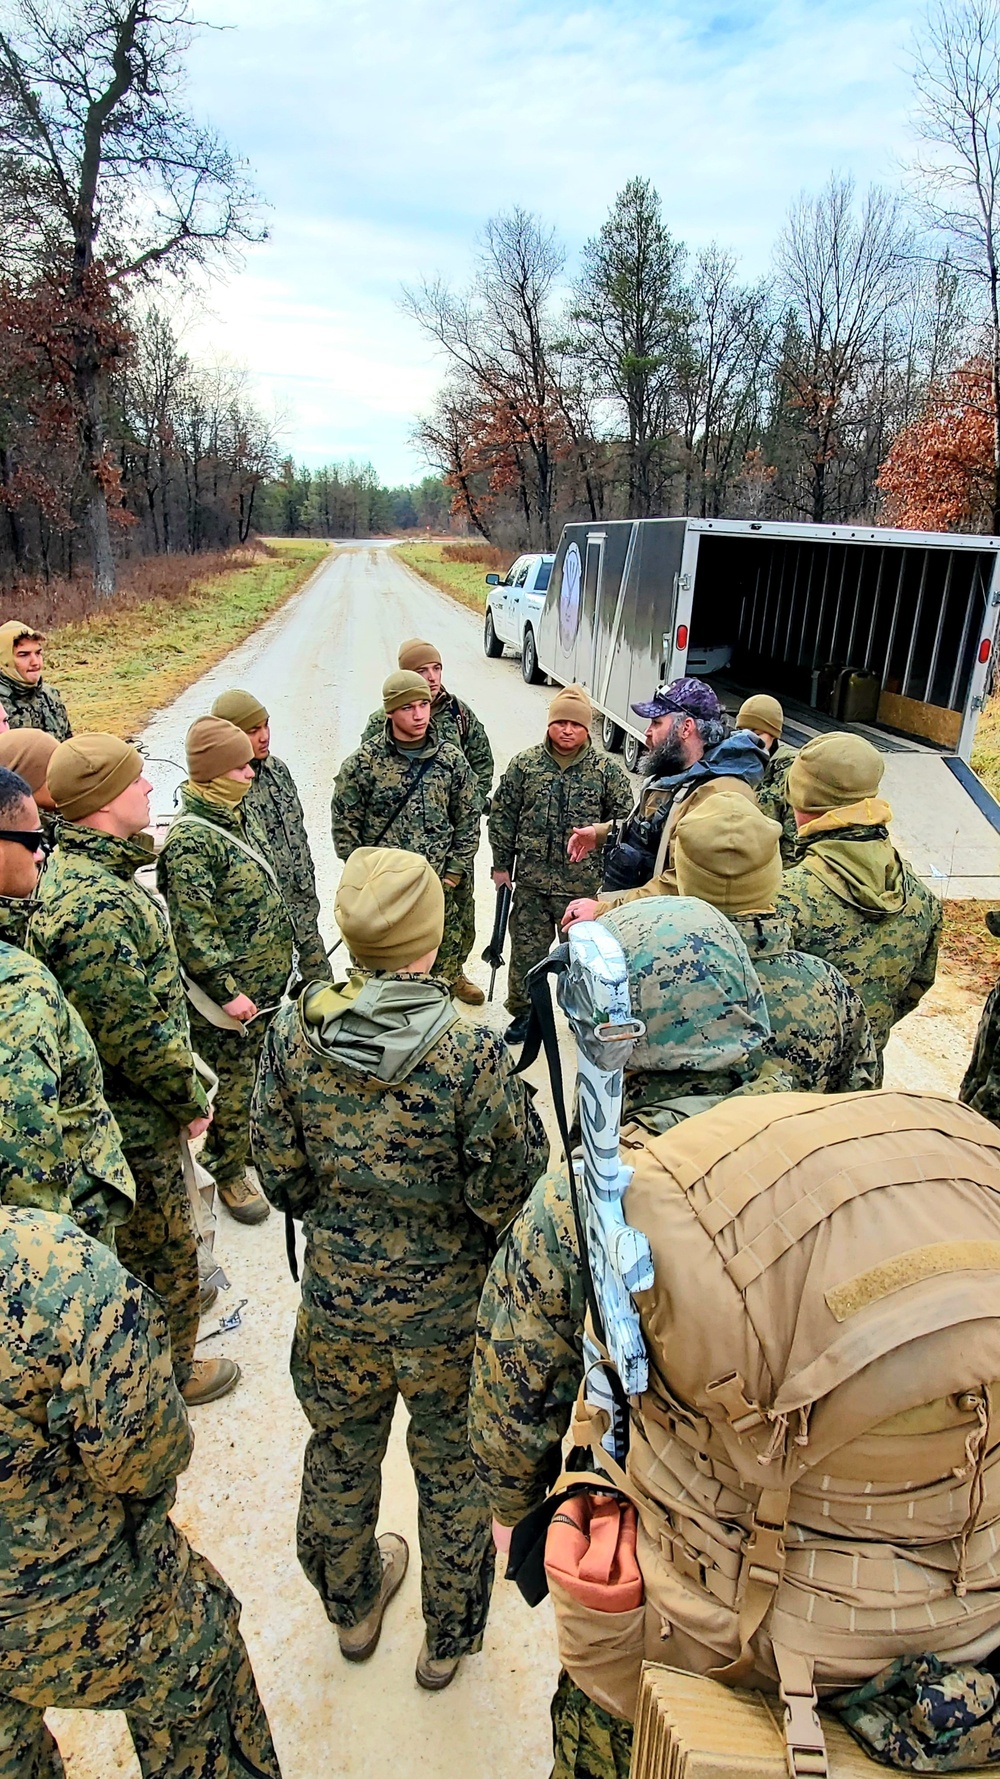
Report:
49,541,984,1778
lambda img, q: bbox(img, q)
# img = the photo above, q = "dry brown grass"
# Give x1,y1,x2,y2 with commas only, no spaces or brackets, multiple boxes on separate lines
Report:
941,898,1000,999
0,546,263,635
439,540,510,570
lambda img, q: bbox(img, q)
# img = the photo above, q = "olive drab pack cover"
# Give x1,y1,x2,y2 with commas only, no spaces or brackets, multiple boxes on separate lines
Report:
551,1091,1000,1775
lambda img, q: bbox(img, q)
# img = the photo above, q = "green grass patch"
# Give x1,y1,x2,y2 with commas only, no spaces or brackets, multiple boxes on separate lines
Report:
47,538,329,736
972,690,1000,803
394,542,496,614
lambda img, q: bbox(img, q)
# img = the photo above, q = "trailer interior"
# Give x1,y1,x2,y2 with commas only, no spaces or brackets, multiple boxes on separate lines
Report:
687,532,997,751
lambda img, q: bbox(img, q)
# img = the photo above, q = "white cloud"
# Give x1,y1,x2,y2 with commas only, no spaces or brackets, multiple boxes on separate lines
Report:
182,0,924,482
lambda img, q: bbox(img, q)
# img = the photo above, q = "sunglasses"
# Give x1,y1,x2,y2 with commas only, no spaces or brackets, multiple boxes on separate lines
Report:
0,828,50,855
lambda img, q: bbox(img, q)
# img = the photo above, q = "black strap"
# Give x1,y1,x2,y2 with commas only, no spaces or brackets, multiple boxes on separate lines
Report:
370,758,433,848
450,694,470,742
284,1210,299,1283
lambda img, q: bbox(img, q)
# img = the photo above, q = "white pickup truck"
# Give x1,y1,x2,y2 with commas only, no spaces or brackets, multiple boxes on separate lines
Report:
482,552,556,683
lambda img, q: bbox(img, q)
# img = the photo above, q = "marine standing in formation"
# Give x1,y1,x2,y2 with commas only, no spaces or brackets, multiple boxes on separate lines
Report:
0,620,72,738
251,847,547,1689
333,670,479,992
212,687,332,984
775,732,941,1078
33,735,235,1408
362,637,494,1005
158,716,293,1227
487,684,632,1044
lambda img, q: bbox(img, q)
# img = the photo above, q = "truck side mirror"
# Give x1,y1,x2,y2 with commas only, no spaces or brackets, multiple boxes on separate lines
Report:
485,573,500,585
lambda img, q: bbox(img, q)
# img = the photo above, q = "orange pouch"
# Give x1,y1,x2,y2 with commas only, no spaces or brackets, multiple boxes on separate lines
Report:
544,1491,644,1612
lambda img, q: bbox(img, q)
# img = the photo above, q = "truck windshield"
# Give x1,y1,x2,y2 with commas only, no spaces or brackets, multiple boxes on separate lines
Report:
535,560,552,591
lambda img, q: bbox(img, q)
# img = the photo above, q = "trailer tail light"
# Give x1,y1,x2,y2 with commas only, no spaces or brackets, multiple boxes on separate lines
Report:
980,638,992,665
676,625,688,651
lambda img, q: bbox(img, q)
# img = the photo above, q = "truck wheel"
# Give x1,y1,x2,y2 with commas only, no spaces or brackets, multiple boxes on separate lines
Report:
602,715,624,753
522,628,543,684
623,732,643,773
484,610,504,658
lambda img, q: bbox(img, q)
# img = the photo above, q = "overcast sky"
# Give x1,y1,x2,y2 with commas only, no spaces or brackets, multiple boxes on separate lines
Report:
182,0,922,486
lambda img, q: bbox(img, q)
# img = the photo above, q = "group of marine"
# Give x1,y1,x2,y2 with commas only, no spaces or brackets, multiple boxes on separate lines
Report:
1,611,999,1779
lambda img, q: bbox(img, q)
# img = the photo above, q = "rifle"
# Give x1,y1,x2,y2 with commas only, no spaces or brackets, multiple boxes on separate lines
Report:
481,875,513,1002
519,923,650,1465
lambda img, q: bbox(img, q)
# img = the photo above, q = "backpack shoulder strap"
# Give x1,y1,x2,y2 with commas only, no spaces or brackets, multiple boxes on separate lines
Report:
168,812,281,891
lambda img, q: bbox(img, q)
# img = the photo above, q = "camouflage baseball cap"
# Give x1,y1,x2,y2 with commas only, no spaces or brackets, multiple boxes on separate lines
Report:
631,676,722,722
599,895,770,1075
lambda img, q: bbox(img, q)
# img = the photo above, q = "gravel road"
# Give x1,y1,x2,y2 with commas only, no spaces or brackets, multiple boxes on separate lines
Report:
50,540,985,1778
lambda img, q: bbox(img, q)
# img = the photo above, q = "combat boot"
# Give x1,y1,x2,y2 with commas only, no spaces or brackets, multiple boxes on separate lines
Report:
452,972,485,1006
415,1639,461,1691
218,1169,270,1225
182,1357,240,1406
338,1532,409,1662
504,1013,530,1046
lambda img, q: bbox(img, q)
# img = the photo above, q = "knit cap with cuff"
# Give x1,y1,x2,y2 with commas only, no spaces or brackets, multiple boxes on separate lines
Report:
48,734,143,821
186,716,253,784
674,792,783,915
211,688,268,732
398,638,442,672
548,684,593,727
335,846,445,971
736,694,783,740
0,619,44,682
0,729,58,794
383,670,434,714
787,732,884,816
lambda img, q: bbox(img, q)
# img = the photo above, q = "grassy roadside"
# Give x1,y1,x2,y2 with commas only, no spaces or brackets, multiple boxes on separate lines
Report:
45,538,329,736
394,541,496,615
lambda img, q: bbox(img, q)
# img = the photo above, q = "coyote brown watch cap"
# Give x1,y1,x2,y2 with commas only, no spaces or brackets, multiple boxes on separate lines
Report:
186,716,253,783
787,732,884,815
0,729,58,794
211,688,268,732
398,638,442,672
48,734,143,821
548,684,592,727
335,846,445,969
383,670,433,714
736,694,783,740
674,793,783,914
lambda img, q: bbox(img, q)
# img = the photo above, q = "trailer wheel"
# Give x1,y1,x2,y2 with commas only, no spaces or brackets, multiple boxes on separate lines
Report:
484,610,504,658
521,627,543,684
623,732,643,773
601,715,624,753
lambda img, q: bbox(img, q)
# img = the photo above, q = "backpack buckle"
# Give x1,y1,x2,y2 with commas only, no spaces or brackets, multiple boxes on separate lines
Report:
705,1371,766,1433
781,1691,828,1779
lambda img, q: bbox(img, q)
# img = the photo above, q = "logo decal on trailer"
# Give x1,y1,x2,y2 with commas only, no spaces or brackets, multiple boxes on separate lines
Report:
560,542,582,653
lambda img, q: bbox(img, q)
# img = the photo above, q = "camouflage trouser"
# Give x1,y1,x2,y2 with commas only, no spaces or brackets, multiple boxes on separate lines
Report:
291,1244,494,1661
551,1673,633,1779
506,889,566,1014
0,1547,281,1779
115,1136,199,1390
190,1013,269,1190
291,902,333,983
435,881,468,987
453,870,477,973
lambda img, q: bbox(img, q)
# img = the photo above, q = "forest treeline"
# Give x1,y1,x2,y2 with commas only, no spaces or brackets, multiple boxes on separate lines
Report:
405,3,1000,549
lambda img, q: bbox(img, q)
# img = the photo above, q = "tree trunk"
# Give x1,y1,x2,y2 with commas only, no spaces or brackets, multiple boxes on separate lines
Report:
990,261,1000,535
77,360,116,596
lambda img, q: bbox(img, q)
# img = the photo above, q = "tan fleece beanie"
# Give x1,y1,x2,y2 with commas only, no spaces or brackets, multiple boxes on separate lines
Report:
398,638,442,673
48,734,143,821
186,716,253,784
737,694,783,740
674,793,783,914
0,619,44,682
548,684,592,727
335,847,445,970
211,688,268,731
787,732,884,815
0,729,58,794
383,670,433,714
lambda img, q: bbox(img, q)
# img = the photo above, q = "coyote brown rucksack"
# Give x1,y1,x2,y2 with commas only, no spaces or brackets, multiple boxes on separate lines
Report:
549,1091,1000,1774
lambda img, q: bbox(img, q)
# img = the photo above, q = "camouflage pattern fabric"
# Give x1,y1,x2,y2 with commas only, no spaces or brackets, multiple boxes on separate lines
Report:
451,870,478,976
244,750,330,980
730,910,878,1091
488,740,633,896
551,1671,633,1779
33,822,209,1381
960,914,1000,1126
157,784,294,1009
362,686,494,809
505,890,569,1015
833,1654,1000,1772
331,720,480,886
0,1204,279,1779
775,833,940,1074
192,1012,269,1191
755,740,799,867
0,937,134,1245
250,980,548,1657
0,671,71,739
